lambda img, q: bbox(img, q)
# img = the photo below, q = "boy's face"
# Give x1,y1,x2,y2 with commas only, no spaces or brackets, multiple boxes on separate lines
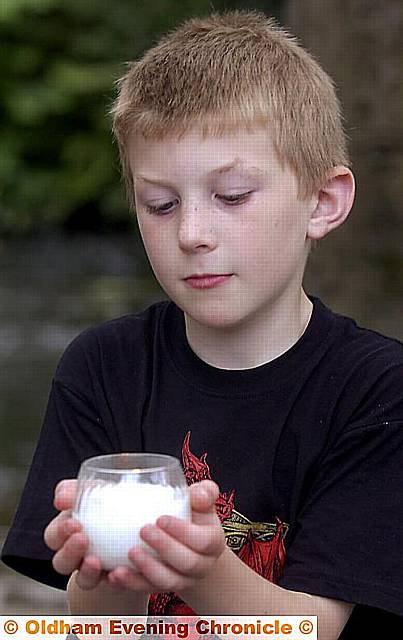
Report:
128,125,316,329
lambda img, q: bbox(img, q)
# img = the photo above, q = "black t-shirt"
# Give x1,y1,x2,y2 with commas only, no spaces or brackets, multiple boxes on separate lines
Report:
2,295,403,635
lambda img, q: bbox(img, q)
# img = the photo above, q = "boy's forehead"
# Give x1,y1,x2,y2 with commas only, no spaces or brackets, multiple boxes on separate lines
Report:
129,127,280,183
133,158,266,185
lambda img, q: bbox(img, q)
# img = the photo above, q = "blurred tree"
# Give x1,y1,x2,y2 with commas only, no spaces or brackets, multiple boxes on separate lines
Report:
0,0,283,236
286,0,403,328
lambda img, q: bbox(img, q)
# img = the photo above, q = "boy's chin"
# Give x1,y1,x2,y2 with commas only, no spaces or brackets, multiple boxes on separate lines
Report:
183,305,248,330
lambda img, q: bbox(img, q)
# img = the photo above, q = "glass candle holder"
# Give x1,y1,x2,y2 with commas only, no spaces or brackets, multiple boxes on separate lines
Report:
73,453,190,571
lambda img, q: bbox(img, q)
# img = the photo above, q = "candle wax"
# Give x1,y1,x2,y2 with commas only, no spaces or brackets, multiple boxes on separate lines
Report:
74,475,190,571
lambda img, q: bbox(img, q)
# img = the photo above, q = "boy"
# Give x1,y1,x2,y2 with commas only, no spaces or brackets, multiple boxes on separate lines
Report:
2,9,403,638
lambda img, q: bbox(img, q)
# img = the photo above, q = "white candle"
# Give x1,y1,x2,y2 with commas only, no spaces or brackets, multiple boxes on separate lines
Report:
74,474,190,571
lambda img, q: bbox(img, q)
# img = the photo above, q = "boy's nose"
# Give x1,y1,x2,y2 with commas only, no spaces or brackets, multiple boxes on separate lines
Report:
177,206,218,252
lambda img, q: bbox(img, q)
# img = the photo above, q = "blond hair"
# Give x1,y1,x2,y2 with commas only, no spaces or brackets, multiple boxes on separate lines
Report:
110,9,350,210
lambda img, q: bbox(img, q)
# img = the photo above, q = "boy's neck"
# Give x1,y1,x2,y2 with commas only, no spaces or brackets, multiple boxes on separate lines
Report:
183,288,313,371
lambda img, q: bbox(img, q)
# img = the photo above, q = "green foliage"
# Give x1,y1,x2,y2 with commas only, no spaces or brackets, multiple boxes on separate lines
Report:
0,0,283,236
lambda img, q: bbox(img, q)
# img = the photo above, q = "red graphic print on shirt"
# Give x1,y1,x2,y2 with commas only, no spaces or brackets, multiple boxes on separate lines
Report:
148,431,289,615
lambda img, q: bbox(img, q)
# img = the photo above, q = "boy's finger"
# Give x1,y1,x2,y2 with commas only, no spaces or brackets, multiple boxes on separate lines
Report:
190,480,219,511
52,532,88,575
153,516,224,556
75,556,103,590
44,515,81,551
54,479,77,511
108,565,154,592
139,523,208,575
127,547,184,593
189,480,220,526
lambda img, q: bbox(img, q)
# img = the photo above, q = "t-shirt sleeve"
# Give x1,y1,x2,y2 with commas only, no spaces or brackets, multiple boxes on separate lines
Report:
1,334,118,589
278,418,403,617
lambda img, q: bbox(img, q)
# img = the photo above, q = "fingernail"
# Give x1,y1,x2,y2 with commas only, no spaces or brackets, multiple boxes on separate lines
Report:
158,516,171,528
65,521,73,534
67,520,80,534
55,482,66,496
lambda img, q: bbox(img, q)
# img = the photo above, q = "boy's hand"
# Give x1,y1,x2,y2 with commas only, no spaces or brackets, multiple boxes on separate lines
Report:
106,479,226,593
45,478,226,595
44,479,106,590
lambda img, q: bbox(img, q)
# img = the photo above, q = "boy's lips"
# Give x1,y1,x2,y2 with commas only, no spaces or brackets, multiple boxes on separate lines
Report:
184,273,233,279
183,273,234,289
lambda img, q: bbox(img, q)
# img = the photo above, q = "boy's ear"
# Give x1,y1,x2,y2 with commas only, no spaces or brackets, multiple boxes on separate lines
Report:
307,167,355,240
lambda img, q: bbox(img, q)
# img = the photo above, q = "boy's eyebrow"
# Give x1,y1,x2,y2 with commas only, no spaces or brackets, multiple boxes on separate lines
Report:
134,159,265,185
210,159,265,177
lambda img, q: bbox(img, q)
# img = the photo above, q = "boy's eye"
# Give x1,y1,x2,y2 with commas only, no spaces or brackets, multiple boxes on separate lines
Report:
144,192,252,215
145,200,178,215
218,191,253,204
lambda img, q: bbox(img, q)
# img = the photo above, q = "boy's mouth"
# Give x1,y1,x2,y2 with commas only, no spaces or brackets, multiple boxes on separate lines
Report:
185,273,233,279
183,273,234,289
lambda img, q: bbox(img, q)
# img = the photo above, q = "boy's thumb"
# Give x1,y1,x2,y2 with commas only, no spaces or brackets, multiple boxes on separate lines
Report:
190,480,219,513
54,478,77,509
